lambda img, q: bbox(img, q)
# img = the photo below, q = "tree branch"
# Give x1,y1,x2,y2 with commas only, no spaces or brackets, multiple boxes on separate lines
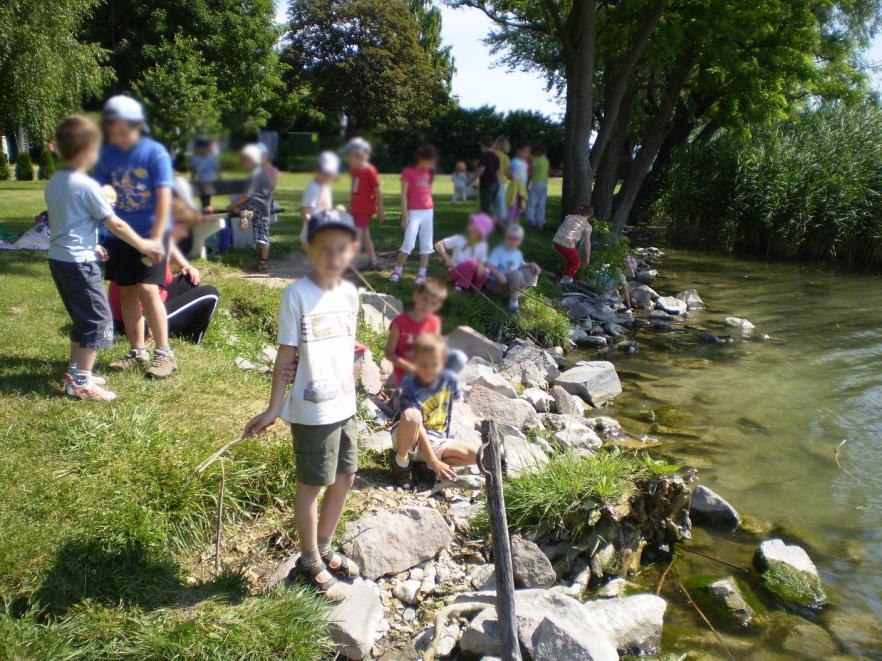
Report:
449,0,550,34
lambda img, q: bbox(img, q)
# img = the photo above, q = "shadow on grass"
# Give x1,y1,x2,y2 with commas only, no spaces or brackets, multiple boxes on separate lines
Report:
32,539,247,619
0,355,66,397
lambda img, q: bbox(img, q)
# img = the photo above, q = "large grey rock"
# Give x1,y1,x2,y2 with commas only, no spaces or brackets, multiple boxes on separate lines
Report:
520,387,555,413
360,291,402,331
412,621,461,658
460,608,503,656
328,578,384,660
628,283,659,310
353,349,383,395
532,614,619,661
725,316,755,332
343,506,453,579
450,400,482,446
635,269,657,284
690,485,741,528
447,326,506,364
511,535,556,588
588,415,625,439
549,420,603,451
676,288,704,310
458,357,499,387
550,385,585,418
501,339,561,390
707,577,753,626
555,362,622,407
582,594,667,655
362,429,393,452
471,372,518,398
466,384,543,430
756,539,819,578
501,427,549,476
655,296,687,316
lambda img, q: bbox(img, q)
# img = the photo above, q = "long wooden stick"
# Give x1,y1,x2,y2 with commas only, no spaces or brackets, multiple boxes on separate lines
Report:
481,420,522,661
195,434,249,474
678,547,747,573
676,578,735,661
214,458,226,577
835,439,868,488
655,557,676,595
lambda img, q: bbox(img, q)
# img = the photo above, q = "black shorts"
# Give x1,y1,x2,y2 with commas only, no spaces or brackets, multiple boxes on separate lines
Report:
49,259,114,349
104,234,170,287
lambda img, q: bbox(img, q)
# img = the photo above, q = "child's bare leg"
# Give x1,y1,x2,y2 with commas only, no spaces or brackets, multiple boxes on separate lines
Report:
317,472,355,543
418,253,430,271
70,344,98,373
258,243,270,261
295,483,322,561
394,409,422,464
440,441,478,466
394,251,408,269
120,285,147,349
138,284,169,348
363,228,377,264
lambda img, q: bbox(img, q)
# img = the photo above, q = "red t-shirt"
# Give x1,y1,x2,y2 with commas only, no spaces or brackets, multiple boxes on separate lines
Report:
391,312,441,381
401,167,434,210
350,163,380,214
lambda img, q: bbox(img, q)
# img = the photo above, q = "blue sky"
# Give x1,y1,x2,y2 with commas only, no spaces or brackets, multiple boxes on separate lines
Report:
276,2,882,118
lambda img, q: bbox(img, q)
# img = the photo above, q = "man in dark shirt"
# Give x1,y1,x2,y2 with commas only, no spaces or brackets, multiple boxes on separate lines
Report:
471,135,501,218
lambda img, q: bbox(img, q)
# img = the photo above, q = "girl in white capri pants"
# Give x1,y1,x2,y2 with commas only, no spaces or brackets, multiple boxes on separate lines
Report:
390,144,439,285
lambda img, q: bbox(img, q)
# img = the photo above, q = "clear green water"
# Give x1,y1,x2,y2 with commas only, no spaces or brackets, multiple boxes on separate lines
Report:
592,248,882,657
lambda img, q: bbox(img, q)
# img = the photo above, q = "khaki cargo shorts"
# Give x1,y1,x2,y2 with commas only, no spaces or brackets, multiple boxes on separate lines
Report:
290,416,359,486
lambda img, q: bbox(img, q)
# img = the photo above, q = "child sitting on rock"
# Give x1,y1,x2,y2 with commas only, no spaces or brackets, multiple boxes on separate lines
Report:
553,204,593,286
391,333,477,489
485,223,542,312
435,212,493,292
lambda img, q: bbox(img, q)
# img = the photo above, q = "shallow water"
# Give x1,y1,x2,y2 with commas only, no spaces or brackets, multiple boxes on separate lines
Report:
586,248,882,656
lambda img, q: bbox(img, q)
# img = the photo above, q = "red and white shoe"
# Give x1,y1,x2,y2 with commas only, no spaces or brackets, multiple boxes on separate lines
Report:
64,374,117,401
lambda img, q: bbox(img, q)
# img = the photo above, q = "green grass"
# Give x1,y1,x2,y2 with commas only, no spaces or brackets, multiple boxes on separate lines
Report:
0,169,574,655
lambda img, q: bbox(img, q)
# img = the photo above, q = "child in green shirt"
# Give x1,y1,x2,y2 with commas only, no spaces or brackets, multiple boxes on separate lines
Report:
526,145,550,228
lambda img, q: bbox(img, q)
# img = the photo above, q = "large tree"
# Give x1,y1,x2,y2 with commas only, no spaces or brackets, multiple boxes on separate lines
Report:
0,0,111,140
451,0,879,231
284,0,449,135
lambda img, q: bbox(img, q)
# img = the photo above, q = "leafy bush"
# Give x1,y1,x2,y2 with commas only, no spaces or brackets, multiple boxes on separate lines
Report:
656,104,882,267
0,151,10,180
583,220,630,289
38,146,56,180
15,152,34,181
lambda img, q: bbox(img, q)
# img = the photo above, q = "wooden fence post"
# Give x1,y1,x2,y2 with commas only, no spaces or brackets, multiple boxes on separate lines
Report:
480,419,522,661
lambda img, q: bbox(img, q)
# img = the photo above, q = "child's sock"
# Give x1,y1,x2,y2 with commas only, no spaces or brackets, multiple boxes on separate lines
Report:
392,265,403,274
73,369,91,386
509,298,519,310
67,362,77,374
395,453,411,468
317,537,332,556
155,345,173,356
301,549,322,568
417,267,427,277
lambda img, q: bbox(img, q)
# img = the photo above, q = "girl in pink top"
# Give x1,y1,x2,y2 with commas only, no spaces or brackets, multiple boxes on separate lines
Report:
390,143,438,285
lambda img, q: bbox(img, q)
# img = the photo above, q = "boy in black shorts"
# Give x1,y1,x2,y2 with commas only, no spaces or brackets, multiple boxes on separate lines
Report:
44,115,164,400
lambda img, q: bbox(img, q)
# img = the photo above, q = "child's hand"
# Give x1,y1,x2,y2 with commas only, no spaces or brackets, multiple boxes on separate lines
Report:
244,410,277,437
400,214,409,230
377,209,385,223
96,245,109,262
430,458,457,481
139,239,165,264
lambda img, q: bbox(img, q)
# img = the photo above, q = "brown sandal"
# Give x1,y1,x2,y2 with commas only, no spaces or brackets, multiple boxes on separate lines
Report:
255,258,269,274
291,558,345,601
321,549,361,579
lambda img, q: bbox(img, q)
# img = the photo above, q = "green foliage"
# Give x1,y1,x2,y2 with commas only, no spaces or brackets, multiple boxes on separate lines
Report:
657,104,882,266
0,151,10,181
0,0,112,139
0,587,331,659
37,146,55,180
761,560,827,608
14,153,34,181
284,0,449,135
409,0,456,89
133,34,221,152
584,220,630,289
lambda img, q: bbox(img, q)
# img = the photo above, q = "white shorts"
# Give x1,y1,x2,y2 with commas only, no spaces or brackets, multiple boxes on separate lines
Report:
400,208,434,255
411,430,453,462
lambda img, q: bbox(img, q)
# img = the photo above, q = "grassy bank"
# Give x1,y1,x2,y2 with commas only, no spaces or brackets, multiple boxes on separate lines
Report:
0,171,575,655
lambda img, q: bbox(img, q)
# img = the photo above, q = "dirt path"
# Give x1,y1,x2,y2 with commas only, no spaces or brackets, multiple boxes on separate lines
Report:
240,251,399,289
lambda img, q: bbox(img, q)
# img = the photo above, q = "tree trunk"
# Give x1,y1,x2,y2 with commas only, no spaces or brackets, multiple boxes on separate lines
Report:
589,0,665,171
593,86,635,220
611,51,693,233
561,0,596,216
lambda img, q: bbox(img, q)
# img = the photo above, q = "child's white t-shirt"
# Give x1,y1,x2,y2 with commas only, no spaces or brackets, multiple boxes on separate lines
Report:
452,172,468,188
442,234,488,266
302,180,332,213
510,158,528,184
277,277,359,425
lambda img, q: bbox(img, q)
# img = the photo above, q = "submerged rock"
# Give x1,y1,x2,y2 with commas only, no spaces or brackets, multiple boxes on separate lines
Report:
706,577,754,627
725,316,756,332
690,485,741,529
676,288,705,310
555,361,623,407
656,296,688,316
635,269,658,284
755,538,827,609
629,283,659,310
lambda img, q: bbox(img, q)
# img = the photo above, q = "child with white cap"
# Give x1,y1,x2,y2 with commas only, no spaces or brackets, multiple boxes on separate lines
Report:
486,224,542,312
299,151,340,244
230,144,273,272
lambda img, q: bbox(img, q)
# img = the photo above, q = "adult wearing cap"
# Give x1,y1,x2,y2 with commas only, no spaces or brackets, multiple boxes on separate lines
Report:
299,151,340,244
485,224,542,312
96,95,177,379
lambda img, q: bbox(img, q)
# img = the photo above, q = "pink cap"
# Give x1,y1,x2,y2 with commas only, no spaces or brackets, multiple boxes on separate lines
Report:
469,213,494,239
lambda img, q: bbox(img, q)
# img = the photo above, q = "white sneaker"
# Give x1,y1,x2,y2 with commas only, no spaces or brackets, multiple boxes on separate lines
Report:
64,374,117,401
414,273,426,285
560,276,574,285
389,271,401,283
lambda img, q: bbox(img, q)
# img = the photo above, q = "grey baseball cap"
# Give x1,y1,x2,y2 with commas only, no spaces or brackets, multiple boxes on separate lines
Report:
307,208,356,242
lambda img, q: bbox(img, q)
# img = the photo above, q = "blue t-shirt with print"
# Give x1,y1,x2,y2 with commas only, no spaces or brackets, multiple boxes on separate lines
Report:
399,369,462,438
488,245,525,277
95,137,173,237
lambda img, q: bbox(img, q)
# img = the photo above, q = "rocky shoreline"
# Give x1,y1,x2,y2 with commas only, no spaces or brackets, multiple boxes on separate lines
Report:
256,246,833,660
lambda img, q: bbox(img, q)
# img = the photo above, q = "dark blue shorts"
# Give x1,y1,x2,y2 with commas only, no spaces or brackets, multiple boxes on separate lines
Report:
49,259,114,349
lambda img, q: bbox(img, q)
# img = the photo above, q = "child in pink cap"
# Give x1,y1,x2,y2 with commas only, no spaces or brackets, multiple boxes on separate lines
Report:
434,213,494,292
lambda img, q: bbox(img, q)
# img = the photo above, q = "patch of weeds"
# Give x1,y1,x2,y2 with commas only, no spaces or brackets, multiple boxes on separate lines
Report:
356,317,388,360
760,560,826,609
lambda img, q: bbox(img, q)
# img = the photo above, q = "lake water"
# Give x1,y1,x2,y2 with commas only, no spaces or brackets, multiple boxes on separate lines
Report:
590,248,882,657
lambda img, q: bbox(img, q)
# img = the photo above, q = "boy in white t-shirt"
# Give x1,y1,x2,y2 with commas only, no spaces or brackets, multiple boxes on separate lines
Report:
245,208,360,601
298,151,339,244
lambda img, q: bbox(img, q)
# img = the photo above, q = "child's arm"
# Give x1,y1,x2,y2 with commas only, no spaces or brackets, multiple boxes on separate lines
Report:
413,427,456,480
468,165,484,186
434,239,453,267
400,181,409,229
486,263,507,283
104,214,164,263
583,231,592,266
384,325,416,376
244,344,298,436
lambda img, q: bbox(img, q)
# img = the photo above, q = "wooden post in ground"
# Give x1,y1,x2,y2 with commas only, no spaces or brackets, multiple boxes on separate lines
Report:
480,420,522,661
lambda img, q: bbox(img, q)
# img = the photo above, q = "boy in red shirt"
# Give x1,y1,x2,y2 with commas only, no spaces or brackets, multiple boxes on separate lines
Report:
384,277,447,385
345,137,384,270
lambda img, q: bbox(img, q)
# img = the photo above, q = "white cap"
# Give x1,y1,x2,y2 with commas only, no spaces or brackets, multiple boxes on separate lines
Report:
317,150,340,176
103,95,147,123
345,137,371,155
241,144,262,166
506,224,525,240
257,143,270,156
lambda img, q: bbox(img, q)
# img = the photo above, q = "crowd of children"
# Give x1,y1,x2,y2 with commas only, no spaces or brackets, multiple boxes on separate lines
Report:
43,99,628,600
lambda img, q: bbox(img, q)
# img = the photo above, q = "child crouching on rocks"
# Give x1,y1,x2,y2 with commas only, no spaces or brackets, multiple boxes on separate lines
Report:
553,204,593,286
391,333,477,489
244,208,362,601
